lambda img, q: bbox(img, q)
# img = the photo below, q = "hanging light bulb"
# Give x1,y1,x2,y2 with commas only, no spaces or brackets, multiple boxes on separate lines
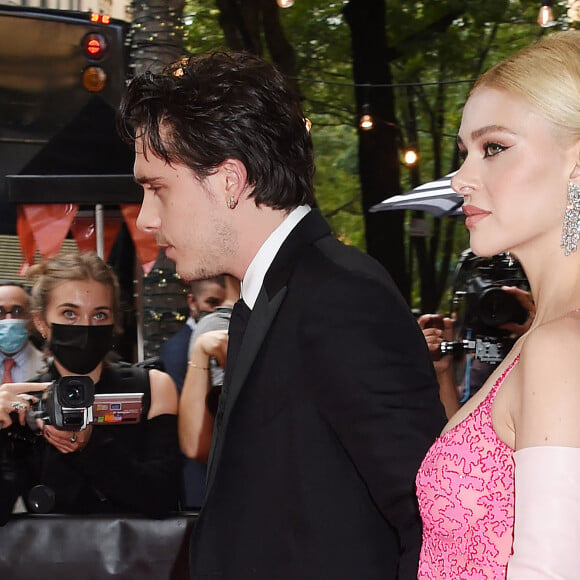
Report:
277,0,294,7
359,104,374,131
537,1,556,27
403,148,419,166
359,114,374,131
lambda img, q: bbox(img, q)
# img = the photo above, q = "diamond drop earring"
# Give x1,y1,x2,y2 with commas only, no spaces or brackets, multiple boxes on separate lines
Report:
560,181,580,256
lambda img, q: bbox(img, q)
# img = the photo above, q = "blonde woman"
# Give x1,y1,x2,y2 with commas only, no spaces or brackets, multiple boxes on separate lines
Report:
416,30,580,579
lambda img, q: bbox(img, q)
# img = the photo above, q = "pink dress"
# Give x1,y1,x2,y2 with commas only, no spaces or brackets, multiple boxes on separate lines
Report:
416,356,518,579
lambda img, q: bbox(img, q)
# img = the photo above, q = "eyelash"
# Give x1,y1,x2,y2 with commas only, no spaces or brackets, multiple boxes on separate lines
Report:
143,184,160,198
483,142,506,158
457,142,506,161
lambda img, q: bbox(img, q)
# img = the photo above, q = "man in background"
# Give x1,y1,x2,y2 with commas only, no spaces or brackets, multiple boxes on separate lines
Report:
159,277,225,391
0,282,44,385
0,281,45,520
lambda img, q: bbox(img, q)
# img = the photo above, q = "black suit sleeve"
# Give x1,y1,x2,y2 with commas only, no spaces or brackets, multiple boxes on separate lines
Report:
303,271,445,579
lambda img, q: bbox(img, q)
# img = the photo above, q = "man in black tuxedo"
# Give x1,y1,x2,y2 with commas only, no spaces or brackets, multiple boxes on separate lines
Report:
119,52,446,579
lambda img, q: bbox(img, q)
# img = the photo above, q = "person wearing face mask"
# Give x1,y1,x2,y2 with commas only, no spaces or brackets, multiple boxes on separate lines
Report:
0,252,181,520
0,282,45,385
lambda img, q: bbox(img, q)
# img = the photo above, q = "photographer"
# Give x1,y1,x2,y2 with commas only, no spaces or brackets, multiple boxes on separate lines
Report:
0,252,181,521
419,252,535,416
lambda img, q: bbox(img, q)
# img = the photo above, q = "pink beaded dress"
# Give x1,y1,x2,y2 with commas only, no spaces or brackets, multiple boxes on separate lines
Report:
416,356,518,579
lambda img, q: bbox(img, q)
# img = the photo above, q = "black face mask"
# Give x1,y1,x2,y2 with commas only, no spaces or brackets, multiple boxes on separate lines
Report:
49,324,114,375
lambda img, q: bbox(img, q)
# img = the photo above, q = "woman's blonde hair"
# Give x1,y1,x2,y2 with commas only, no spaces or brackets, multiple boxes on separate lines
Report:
27,252,122,334
473,30,580,142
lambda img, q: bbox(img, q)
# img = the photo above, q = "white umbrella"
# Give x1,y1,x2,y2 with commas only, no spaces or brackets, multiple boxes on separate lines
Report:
369,171,464,217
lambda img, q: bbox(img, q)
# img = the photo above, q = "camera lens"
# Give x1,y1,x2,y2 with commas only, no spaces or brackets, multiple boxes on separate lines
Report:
55,376,95,409
479,287,527,327
63,382,83,404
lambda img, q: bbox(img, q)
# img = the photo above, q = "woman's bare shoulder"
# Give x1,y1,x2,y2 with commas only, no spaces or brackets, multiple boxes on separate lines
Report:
514,313,580,448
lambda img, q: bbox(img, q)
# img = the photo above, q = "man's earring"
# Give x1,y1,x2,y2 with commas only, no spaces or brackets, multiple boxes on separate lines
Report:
226,196,238,210
561,181,580,256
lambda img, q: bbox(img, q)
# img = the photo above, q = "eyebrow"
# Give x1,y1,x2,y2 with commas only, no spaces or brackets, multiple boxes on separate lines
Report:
457,124,516,147
57,303,112,312
134,174,156,185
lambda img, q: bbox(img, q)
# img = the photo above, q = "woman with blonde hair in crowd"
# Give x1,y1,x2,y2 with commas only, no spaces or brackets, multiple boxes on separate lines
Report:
0,252,180,519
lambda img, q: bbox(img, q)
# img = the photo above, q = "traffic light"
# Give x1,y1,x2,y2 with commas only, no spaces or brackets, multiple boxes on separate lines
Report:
0,6,130,140
79,12,128,106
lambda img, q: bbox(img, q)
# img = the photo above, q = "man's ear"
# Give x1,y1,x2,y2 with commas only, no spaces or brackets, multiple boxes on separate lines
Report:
221,159,248,203
186,293,199,319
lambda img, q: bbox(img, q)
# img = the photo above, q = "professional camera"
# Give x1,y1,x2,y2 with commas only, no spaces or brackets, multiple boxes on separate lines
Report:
440,250,529,364
27,376,95,432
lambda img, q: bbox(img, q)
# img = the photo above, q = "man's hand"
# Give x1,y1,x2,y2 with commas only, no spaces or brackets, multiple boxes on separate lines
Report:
418,314,455,374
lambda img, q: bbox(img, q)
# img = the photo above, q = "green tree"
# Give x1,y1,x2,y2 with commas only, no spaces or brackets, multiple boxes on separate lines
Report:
128,0,186,75
177,0,575,311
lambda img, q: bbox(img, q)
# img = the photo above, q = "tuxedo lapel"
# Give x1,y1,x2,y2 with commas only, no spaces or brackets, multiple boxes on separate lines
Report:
205,284,287,492
205,211,331,493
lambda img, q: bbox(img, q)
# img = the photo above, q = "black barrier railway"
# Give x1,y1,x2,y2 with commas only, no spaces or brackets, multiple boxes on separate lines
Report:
0,512,198,579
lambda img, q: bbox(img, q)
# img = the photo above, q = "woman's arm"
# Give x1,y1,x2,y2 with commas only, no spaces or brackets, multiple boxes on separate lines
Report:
147,369,178,418
179,330,228,462
507,317,580,578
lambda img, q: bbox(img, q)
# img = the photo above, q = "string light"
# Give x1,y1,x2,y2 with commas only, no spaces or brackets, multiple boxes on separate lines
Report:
403,149,419,167
359,104,374,131
359,114,374,131
277,0,295,7
357,106,420,165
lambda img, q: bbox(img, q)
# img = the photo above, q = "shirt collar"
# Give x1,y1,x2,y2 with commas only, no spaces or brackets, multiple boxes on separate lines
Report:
1,341,33,367
241,205,311,309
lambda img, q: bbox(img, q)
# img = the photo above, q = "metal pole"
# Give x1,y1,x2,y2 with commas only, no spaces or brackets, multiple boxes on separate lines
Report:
134,259,145,362
95,203,104,258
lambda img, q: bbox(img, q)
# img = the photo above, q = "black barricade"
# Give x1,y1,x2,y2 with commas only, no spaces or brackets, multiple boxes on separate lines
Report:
0,512,198,579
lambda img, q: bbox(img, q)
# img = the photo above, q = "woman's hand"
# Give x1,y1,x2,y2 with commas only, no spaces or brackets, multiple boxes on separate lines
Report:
0,382,48,429
41,423,92,454
193,330,229,367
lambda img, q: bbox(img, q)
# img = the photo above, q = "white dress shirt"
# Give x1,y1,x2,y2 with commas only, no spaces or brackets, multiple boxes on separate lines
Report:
241,205,311,309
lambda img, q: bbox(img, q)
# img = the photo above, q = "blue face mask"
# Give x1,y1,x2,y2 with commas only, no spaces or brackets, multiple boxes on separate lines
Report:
0,319,28,355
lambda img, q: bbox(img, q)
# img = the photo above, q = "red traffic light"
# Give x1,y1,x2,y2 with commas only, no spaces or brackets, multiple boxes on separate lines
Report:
82,32,108,60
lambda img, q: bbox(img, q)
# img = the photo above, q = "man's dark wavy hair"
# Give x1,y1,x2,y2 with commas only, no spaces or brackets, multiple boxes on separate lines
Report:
117,51,316,210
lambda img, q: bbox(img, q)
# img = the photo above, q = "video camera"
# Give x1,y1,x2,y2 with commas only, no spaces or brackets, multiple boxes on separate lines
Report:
27,376,95,432
440,250,529,364
7,376,145,438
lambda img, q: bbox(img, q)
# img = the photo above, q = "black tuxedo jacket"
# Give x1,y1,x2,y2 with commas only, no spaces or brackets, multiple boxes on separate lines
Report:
190,210,445,579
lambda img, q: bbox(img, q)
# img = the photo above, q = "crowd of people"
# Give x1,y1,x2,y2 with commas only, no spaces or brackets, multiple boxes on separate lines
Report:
0,253,181,521
0,28,578,579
